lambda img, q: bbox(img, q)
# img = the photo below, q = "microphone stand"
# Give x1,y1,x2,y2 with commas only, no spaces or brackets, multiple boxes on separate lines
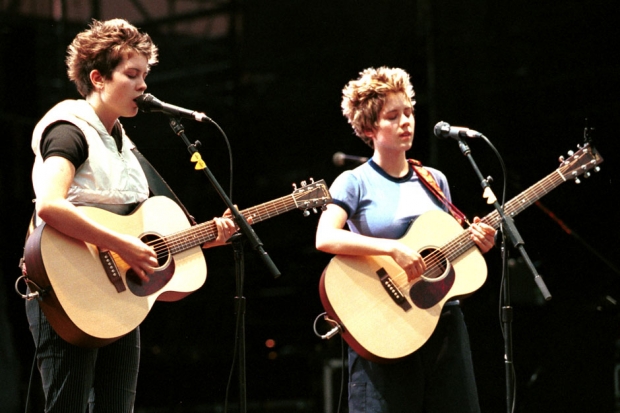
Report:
168,117,281,413
454,137,551,413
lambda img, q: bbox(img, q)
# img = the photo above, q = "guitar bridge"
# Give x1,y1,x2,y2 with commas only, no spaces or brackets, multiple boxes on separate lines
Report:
376,268,411,312
99,250,127,293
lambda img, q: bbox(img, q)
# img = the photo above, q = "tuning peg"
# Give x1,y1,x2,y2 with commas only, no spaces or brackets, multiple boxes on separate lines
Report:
301,180,307,187
303,209,310,217
558,155,565,163
594,166,601,173
574,178,581,184
567,150,575,156
309,177,315,183
292,183,298,190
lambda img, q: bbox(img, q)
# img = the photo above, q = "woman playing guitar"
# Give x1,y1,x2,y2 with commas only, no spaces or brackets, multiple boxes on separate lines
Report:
315,67,496,413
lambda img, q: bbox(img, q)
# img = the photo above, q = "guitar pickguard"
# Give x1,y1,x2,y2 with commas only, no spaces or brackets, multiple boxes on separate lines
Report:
408,266,455,310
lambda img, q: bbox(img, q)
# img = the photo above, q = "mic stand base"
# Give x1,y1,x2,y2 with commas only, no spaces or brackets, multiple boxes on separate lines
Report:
500,235,515,413
232,236,247,413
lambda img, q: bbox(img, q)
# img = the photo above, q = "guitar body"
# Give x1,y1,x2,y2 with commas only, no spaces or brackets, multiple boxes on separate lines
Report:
25,196,206,347
319,210,487,362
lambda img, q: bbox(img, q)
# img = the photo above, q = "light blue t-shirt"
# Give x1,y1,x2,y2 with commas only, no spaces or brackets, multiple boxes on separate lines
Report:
330,159,451,240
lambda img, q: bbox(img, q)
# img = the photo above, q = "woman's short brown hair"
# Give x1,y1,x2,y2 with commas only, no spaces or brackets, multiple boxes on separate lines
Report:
341,67,415,148
66,18,159,97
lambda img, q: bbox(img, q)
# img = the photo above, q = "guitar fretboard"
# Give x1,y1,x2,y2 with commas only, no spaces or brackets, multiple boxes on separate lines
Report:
164,194,299,254
435,143,602,268
151,181,330,256
484,169,566,230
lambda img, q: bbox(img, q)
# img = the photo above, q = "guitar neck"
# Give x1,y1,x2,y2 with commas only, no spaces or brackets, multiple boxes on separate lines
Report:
483,168,566,229
163,194,299,254
443,168,567,262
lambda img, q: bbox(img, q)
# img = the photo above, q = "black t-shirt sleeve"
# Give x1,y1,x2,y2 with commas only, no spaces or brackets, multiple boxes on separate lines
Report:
40,121,88,169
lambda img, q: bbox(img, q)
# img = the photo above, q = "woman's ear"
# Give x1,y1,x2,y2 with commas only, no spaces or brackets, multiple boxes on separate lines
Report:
363,128,375,140
89,69,104,91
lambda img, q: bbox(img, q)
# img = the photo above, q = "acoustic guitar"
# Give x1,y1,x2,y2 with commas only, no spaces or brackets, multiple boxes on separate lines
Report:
25,179,331,347
319,144,603,362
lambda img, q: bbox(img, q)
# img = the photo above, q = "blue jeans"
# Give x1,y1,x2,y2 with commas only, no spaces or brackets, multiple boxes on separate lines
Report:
26,298,140,413
348,304,480,413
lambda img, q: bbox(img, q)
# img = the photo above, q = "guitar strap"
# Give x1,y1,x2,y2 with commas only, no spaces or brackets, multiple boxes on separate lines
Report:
131,147,197,226
408,159,469,227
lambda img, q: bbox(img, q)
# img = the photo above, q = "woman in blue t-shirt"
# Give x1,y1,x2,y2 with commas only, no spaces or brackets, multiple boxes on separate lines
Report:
316,67,496,413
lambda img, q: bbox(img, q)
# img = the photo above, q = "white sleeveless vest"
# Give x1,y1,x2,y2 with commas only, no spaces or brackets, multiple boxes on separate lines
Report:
31,100,149,213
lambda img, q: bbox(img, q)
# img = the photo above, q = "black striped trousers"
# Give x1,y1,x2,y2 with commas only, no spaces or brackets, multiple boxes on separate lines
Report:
26,298,140,413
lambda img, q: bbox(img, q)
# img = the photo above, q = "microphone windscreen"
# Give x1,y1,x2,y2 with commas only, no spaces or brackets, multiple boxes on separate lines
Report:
134,94,156,112
332,152,346,166
433,121,450,139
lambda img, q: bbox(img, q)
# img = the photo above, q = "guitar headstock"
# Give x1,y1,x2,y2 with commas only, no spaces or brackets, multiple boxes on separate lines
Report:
557,143,604,184
292,178,332,216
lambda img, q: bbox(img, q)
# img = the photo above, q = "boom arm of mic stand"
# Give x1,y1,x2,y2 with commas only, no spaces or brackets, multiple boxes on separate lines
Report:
456,136,551,300
455,134,550,413
168,117,281,278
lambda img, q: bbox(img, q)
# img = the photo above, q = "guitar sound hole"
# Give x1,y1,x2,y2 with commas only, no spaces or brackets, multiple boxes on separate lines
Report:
126,233,175,296
409,248,455,309
419,248,450,282
140,233,170,267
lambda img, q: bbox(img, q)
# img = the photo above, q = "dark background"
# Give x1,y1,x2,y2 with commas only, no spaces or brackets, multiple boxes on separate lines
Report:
2,1,619,412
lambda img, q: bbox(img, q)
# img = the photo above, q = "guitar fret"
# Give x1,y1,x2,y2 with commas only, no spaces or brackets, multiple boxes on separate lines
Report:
555,169,567,182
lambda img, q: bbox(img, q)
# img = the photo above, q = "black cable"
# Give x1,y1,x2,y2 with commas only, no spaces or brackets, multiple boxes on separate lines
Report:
23,300,42,413
336,336,346,413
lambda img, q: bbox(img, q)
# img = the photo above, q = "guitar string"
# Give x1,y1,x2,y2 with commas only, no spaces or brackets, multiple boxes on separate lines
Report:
105,196,299,265
386,167,569,289
151,193,309,253
407,156,586,286
112,187,328,263
148,197,296,256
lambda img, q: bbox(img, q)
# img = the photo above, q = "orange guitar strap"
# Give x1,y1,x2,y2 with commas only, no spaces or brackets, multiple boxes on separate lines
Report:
408,159,469,227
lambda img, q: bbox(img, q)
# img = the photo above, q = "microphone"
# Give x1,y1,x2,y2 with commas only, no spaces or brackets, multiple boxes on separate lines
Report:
433,121,483,140
332,152,369,166
134,93,211,123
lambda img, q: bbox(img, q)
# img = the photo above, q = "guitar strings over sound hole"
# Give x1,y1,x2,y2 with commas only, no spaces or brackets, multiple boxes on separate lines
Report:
419,248,450,283
140,233,170,268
